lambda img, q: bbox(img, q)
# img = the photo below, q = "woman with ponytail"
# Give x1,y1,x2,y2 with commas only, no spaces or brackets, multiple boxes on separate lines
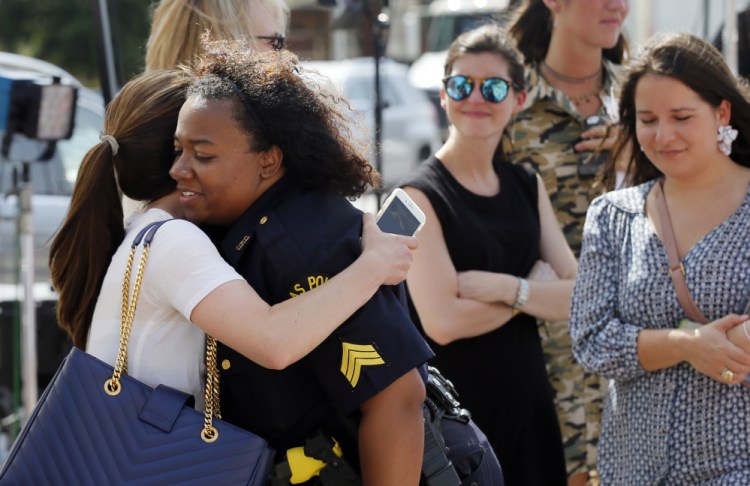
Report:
49,69,417,406
506,1,629,484
50,70,183,349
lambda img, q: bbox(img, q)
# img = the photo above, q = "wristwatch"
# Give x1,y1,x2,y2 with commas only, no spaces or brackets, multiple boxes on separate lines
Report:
513,278,529,310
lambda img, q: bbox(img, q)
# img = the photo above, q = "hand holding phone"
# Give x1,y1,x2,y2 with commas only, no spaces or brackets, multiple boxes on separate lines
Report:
376,188,426,237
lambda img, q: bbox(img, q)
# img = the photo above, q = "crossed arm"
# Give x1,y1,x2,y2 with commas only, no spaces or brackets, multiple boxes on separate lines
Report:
191,213,418,369
405,175,577,345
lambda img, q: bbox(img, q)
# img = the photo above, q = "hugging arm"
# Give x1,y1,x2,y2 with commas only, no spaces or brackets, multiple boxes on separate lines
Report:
190,213,418,370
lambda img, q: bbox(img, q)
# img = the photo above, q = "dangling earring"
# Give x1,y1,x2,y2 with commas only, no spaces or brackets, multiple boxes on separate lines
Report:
718,124,738,156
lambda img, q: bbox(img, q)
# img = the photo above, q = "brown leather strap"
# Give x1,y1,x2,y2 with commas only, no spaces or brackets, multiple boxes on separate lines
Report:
654,180,750,388
652,179,709,323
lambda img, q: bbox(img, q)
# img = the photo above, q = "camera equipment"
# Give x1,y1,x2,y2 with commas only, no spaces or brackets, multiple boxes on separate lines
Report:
1,71,77,146
0,68,77,423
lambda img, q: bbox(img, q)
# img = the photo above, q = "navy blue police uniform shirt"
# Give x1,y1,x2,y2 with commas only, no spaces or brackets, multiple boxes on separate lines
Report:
211,177,434,452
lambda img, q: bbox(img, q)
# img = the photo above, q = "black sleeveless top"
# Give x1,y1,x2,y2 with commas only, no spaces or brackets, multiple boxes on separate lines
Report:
401,155,567,485
401,155,541,374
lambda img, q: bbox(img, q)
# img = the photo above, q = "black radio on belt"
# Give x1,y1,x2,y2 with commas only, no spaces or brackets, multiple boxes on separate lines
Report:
421,366,468,486
422,401,461,486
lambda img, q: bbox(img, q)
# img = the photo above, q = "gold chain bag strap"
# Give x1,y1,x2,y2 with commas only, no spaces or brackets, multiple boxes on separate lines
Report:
103,220,222,441
0,219,274,484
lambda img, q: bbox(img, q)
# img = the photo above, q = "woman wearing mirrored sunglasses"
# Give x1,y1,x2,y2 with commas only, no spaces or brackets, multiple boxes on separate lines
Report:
508,2,630,484
400,23,576,486
443,75,522,104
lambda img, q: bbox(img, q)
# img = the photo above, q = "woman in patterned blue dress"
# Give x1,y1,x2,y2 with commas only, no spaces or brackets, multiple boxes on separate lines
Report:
570,33,750,485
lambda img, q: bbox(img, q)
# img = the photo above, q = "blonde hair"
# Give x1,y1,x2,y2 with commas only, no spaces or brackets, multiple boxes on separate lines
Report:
145,0,289,71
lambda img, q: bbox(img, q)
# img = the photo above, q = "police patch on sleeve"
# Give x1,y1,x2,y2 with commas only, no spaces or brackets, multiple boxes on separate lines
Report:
340,342,385,388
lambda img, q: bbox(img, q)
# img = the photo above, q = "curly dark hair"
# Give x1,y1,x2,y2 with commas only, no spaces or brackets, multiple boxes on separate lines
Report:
190,39,379,197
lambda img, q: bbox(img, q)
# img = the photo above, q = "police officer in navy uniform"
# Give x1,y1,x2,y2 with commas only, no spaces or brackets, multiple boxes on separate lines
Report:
171,46,434,484
213,179,434,471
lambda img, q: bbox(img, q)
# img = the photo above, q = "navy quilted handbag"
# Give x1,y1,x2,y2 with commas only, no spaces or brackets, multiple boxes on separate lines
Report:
0,221,274,485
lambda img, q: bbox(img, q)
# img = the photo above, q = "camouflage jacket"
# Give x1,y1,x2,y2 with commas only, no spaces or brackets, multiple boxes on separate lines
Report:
505,60,622,255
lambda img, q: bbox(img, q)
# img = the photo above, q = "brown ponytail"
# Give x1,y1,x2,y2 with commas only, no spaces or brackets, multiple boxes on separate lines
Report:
49,69,192,348
49,142,124,348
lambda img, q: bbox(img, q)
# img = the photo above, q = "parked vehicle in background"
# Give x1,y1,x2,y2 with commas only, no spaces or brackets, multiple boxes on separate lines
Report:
0,52,104,419
407,0,512,139
304,57,441,187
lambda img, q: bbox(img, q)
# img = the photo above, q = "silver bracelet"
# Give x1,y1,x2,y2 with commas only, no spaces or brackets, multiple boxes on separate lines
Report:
513,278,529,310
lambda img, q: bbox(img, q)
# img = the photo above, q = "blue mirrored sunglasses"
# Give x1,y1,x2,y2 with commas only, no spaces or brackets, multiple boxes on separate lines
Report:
443,75,520,103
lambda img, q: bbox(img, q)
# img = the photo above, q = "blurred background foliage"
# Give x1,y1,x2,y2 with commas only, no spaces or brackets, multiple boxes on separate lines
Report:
0,0,152,88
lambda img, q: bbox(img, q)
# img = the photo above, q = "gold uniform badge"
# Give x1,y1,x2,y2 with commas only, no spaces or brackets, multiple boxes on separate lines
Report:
340,342,384,388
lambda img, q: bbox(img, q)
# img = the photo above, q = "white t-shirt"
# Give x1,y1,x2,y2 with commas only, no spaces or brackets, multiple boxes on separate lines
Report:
87,208,243,408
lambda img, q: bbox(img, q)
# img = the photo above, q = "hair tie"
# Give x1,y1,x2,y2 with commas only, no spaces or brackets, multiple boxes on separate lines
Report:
100,134,119,156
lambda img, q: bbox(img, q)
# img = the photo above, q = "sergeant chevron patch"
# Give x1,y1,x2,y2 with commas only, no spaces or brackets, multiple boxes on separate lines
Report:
340,342,384,388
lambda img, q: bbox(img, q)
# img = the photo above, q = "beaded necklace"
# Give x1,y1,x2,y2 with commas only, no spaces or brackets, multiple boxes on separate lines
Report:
568,77,603,105
540,61,604,106
541,61,601,84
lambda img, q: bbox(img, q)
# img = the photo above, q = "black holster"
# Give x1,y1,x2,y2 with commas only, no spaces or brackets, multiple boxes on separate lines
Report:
420,366,470,486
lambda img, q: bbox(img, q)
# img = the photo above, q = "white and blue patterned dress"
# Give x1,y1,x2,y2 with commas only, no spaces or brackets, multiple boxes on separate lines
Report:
570,180,750,485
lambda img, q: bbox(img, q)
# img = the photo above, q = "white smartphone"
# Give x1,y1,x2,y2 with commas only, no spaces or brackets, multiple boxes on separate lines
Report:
375,188,426,237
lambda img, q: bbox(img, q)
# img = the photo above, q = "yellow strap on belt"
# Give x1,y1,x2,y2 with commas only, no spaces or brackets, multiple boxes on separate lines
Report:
286,438,344,484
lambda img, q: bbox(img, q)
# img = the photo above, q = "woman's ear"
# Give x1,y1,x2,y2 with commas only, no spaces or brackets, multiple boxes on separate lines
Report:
542,0,560,14
512,90,527,114
717,99,732,126
259,145,283,180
